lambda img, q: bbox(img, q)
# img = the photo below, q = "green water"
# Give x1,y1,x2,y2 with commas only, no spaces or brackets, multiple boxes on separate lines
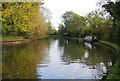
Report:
2,37,116,79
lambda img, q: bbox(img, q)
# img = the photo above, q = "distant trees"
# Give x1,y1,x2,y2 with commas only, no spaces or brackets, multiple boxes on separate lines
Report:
58,10,113,40
58,11,86,37
84,10,113,40
58,1,120,43
1,2,49,40
41,7,57,35
47,22,57,35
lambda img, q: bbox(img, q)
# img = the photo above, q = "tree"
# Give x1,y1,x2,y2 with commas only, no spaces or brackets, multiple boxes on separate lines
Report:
40,7,52,22
103,1,120,43
1,2,48,40
84,9,113,40
58,11,86,37
28,2,48,40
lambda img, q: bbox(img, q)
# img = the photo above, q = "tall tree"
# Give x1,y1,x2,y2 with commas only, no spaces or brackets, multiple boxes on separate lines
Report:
103,1,120,43
1,2,48,40
84,9,113,40
58,11,86,37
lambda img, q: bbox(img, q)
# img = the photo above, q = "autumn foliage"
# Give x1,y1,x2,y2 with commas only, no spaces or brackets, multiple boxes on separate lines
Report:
1,2,48,40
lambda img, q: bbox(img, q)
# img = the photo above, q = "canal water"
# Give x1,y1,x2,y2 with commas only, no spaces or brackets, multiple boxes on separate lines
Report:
2,37,116,79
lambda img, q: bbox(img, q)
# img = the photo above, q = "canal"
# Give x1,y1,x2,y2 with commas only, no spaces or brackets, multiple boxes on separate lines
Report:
2,37,116,79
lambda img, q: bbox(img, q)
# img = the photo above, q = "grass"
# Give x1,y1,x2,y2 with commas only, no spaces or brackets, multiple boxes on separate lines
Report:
0,36,24,41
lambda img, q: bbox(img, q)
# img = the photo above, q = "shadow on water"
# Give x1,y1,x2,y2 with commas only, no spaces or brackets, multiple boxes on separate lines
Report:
2,37,116,79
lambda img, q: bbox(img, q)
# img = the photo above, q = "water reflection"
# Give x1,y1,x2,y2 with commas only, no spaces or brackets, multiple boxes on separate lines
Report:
2,37,116,79
2,40,48,79
84,42,96,50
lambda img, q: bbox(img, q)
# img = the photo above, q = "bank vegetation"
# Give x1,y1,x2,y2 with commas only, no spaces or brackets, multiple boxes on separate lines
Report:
1,1,56,40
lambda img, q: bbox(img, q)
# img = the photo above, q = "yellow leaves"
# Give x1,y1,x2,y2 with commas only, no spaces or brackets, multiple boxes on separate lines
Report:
21,27,26,32
2,2,48,39
22,2,32,9
22,15,29,21
2,8,12,17
20,24,29,32
0,18,6,22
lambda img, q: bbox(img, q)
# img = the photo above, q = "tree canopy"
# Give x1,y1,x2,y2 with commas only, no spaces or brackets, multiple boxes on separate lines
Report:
58,10,113,40
1,2,49,40
103,1,120,43
58,11,86,37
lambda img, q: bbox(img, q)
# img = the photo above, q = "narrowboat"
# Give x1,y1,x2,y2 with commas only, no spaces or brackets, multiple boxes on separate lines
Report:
84,35,99,43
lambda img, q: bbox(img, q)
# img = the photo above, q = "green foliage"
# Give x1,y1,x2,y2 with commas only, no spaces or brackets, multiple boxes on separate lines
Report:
58,11,86,37
107,58,120,79
1,2,48,40
103,1,120,43
81,27,92,36
85,10,113,40
47,22,57,35
101,2,120,80
58,10,112,40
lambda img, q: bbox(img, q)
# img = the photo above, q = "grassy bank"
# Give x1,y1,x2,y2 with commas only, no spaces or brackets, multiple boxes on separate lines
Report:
0,36,29,45
99,40,120,79
0,36,24,41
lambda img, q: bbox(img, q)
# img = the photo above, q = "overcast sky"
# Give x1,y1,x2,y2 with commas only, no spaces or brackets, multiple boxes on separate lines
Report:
43,0,99,29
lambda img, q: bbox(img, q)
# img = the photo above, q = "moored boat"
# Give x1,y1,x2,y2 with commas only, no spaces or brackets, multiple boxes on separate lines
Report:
84,35,99,43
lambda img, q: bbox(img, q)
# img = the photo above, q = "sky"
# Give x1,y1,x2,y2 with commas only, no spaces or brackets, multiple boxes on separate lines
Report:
43,0,99,29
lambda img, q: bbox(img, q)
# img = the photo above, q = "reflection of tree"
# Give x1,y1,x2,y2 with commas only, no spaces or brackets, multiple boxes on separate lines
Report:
83,44,116,78
2,40,48,79
2,38,116,79
58,39,87,62
58,39,115,78
85,45,115,66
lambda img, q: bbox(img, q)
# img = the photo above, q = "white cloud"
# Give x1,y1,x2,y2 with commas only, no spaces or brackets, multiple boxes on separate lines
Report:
43,0,98,28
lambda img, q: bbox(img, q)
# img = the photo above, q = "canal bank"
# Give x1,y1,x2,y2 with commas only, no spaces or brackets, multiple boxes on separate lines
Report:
0,35,47,45
98,41,120,79
0,36,29,45
0,39,30,45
